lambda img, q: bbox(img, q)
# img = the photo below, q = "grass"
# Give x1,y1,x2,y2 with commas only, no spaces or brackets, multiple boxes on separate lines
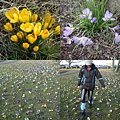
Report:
60,69,120,120
0,60,60,120
0,0,60,60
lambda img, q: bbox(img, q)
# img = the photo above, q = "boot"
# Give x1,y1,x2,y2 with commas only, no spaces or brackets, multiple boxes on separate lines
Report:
89,103,92,109
88,101,92,109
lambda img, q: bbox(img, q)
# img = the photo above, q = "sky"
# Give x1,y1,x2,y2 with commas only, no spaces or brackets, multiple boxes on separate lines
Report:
60,60,119,66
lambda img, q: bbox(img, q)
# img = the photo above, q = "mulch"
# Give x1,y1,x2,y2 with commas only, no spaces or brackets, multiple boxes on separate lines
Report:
60,42,120,60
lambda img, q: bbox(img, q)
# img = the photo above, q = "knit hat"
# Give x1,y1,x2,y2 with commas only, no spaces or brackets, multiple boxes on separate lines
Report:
85,60,93,65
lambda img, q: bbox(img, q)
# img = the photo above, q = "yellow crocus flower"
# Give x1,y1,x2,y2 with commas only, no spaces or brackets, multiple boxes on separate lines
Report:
4,22,13,31
20,23,34,33
42,22,49,29
44,13,51,23
5,7,19,23
49,18,55,28
19,104,22,107
33,22,42,36
54,25,60,34
10,35,18,42
17,31,24,39
42,12,55,29
33,46,39,52
22,43,30,49
2,114,6,119
42,13,51,24
19,8,31,23
32,14,38,22
42,104,47,107
41,29,50,39
26,34,37,44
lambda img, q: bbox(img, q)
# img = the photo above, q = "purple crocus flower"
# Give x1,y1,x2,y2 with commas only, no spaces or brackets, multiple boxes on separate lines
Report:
64,37,72,45
102,10,115,21
72,36,80,44
64,26,74,32
91,17,97,23
112,25,120,31
114,33,120,44
79,36,93,46
63,30,71,37
80,8,92,20
85,39,94,46
63,27,74,37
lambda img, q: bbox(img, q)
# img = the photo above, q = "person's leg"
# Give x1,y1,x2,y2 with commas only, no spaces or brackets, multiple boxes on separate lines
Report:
80,88,87,114
88,90,93,108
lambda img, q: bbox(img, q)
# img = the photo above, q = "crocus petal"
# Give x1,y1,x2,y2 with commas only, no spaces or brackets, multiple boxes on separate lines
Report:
4,22,13,31
105,10,110,15
72,36,80,44
33,46,39,52
32,14,38,22
115,32,119,37
88,11,92,20
107,12,113,18
22,43,30,49
91,17,97,23
64,27,74,32
85,39,94,46
80,15,86,19
54,25,60,35
110,18,115,21
34,22,42,36
86,8,90,14
64,37,72,44
114,35,120,44
82,9,87,14
113,25,120,31
10,35,18,42
102,18,106,21
63,30,70,37
41,29,50,39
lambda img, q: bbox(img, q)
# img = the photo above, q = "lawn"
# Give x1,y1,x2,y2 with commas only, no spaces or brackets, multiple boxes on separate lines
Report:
60,69,120,120
0,60,60,120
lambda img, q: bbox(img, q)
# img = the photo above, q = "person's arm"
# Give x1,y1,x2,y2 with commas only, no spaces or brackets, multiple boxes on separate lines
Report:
78,68,83,88
95,68,105,89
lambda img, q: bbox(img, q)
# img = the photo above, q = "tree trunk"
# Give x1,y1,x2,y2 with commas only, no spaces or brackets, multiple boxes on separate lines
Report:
112,59,115,71
115,60,120,72
68,60,72,68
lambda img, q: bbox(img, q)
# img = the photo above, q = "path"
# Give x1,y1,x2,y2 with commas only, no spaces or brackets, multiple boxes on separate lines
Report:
60,70,79,76
0,60,18,64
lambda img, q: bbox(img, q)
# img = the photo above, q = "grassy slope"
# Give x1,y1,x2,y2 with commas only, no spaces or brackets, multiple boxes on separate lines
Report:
60,69,120,120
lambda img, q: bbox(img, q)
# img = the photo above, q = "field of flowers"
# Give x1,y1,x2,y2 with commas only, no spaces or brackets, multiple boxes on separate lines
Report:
0,0,60,60
60,69,120,120
0,60,60,120
60,0,120,59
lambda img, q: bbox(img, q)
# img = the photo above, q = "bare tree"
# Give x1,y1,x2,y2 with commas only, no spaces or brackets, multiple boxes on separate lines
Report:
66,60,74,68
65,60,83,68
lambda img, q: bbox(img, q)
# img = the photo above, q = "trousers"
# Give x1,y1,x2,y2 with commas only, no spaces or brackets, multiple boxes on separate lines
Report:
80,88,93,111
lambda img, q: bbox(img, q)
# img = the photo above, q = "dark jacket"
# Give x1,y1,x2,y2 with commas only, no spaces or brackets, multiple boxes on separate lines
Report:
78,64,105,90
